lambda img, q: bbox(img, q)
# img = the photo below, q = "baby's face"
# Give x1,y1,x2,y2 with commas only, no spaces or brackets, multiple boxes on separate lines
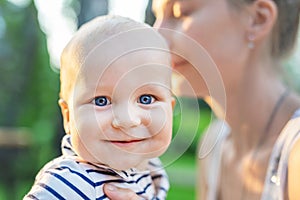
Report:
67,37,173,170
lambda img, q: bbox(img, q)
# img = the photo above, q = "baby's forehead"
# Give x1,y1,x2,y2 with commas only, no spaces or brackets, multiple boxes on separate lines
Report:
72,17,167,53
82,28,168,57
79,44,171,84
75,24,170,74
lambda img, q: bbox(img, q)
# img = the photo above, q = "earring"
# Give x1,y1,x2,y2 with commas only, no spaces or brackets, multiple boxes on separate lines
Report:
247,34,255,49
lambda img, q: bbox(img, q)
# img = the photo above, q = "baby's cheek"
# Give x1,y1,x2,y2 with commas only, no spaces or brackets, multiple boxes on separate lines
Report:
76,114,97,134
75,107,108,134
148,106,170,136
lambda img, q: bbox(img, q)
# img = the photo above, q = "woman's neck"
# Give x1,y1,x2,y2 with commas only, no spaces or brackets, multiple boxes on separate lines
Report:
207,65,300,154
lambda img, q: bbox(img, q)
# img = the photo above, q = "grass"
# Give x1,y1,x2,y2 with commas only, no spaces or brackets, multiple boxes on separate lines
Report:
167,184,195,199
160,99,210,199
162,152,197,200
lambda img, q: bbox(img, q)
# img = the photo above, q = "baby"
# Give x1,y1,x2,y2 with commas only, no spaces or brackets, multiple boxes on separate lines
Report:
24,15,174,199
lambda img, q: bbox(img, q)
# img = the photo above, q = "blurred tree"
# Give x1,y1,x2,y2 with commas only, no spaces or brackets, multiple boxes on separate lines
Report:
0,0,60,199
145,0,155,26
77,0,108,27
0,0,59,132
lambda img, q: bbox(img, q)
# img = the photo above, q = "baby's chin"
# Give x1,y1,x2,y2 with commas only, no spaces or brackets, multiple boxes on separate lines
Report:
110,159,150,171
106,151,167,171
77,153,148,171
77,146,167,171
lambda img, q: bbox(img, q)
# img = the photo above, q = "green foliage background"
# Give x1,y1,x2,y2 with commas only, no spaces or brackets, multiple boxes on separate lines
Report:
0,1,61,199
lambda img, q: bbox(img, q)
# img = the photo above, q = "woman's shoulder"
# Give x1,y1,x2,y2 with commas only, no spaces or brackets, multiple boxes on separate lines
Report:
197,118,230,177
289,137,300,166
270,109,300,168
288,136,300,199
204,118,230,135
198,119,230,158
287,112,300,199
262,109,300,199
197,119,230,200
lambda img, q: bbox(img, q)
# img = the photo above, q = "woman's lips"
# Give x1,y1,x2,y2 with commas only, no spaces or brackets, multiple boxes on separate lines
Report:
172,59,188,69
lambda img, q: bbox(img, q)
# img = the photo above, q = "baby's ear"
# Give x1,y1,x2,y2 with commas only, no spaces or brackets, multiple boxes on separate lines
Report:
58,99,70,134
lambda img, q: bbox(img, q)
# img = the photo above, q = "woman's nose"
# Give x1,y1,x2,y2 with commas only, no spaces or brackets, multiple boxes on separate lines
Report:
154,20,174,50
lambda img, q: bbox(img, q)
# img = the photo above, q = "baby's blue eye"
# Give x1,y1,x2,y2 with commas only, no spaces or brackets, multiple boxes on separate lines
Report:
138,95,155,105
94,96,111,106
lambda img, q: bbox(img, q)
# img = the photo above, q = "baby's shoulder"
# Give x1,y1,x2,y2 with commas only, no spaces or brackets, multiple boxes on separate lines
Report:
35,156,91,182
24,156,97,199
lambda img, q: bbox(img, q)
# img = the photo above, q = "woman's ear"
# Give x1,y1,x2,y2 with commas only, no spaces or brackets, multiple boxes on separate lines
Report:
58,99,70,134
246,0,277,43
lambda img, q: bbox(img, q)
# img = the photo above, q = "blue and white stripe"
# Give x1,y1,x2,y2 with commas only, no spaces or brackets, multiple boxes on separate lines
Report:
24,135,169,200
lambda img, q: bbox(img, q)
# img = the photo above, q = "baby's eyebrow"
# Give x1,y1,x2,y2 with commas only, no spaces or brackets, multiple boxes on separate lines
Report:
141,83,171,90
140,85,173,96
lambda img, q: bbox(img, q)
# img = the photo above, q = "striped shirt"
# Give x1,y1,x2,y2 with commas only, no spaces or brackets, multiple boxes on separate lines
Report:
24,135,169,200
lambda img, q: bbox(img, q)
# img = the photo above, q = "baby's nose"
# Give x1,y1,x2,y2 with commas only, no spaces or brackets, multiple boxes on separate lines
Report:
111,105,142,129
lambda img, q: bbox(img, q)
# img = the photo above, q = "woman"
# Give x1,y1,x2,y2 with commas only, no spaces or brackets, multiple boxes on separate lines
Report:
104,0,300,199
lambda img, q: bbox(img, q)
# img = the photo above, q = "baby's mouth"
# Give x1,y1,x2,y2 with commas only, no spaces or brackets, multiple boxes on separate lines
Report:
109,139,146,147
111,139,144,144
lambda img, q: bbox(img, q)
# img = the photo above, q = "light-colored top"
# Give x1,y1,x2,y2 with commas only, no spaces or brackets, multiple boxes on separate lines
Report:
202,109,300,200
261,109,300,200
24,135,169,200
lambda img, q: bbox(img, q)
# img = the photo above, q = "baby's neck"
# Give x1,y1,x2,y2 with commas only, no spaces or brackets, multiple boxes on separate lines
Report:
132,159,149,171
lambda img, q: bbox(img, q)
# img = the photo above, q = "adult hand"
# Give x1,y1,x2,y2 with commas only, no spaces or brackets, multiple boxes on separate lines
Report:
103,184,142,200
